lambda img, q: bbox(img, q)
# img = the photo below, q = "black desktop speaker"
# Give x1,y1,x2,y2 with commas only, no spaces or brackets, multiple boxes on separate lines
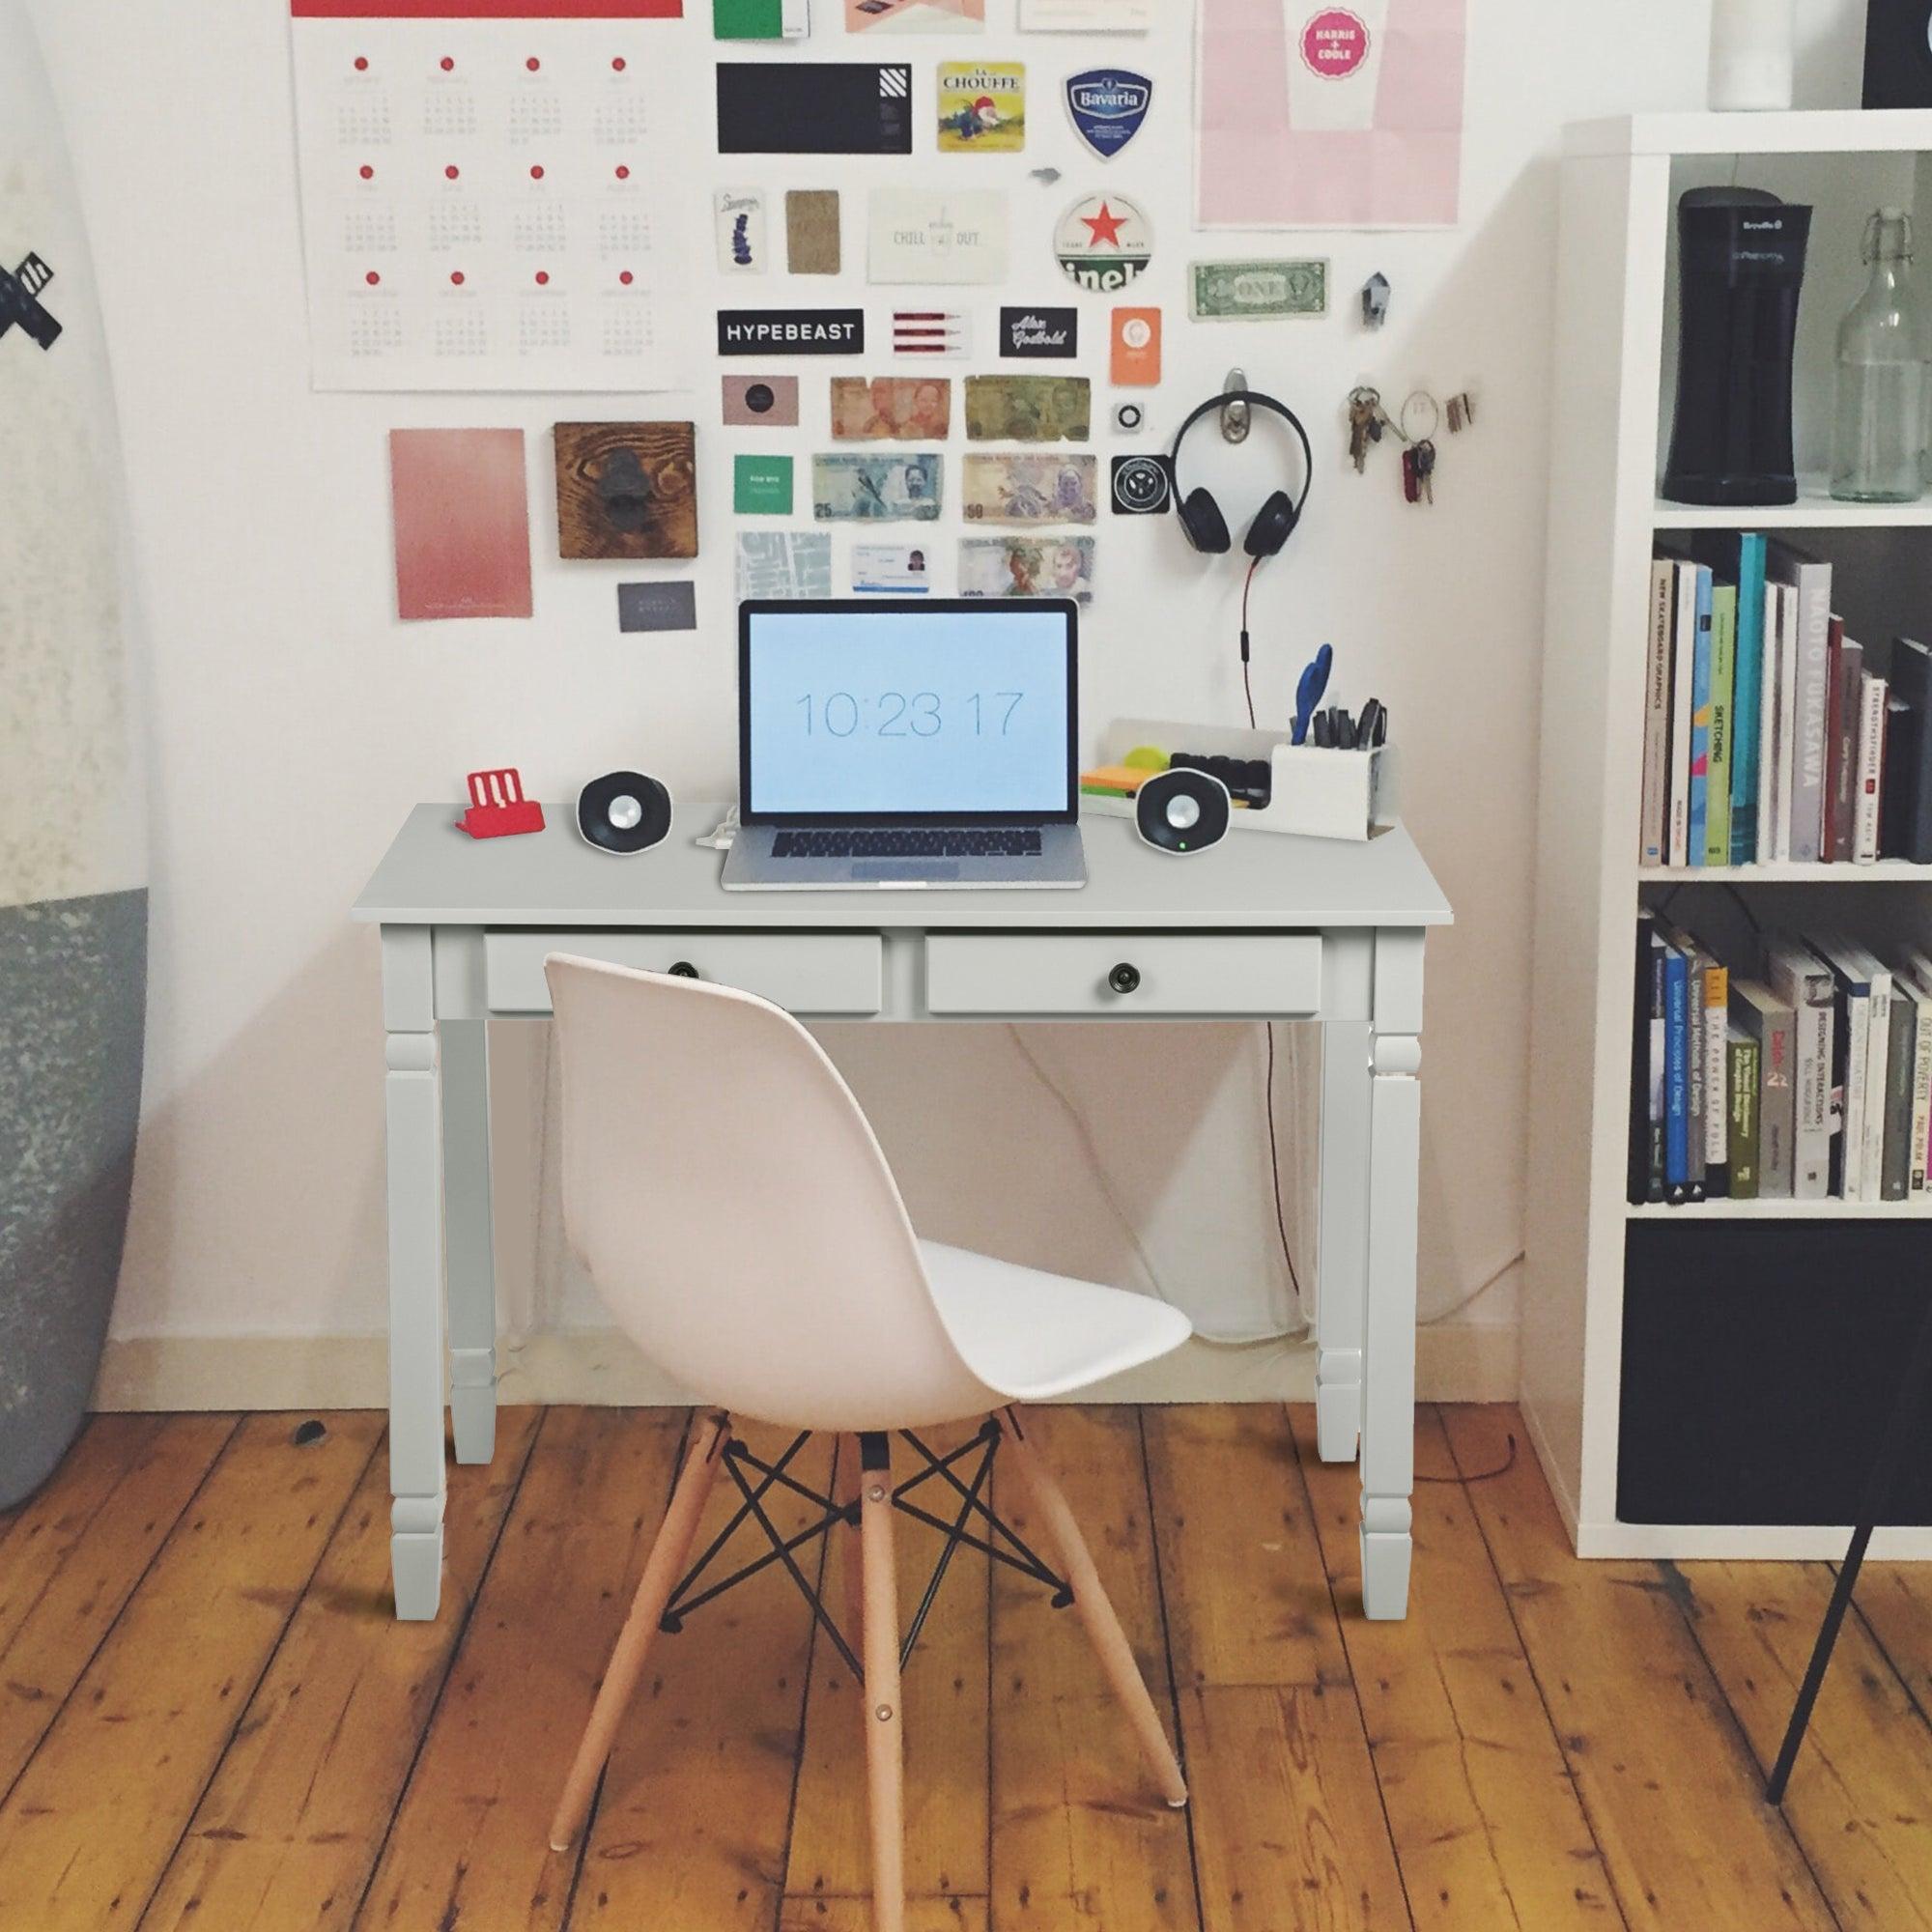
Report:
1135,768,1231,855
577,771,672,854
1864,1,1932,107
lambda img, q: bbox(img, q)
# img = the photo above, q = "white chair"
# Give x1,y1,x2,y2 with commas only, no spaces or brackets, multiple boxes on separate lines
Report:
542,953,1193,1929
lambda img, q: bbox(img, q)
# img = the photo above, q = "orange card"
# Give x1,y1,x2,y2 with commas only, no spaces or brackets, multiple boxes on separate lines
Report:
1110,307,1161,385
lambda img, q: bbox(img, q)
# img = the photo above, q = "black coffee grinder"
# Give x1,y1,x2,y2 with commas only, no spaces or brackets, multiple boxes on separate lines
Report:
1662,187,1812,506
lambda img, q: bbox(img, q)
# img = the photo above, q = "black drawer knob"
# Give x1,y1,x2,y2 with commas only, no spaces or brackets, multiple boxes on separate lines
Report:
1107,962,1141,996
667,960,700,980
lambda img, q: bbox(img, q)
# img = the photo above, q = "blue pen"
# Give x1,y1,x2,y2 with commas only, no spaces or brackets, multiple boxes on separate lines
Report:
1292,643,1333,746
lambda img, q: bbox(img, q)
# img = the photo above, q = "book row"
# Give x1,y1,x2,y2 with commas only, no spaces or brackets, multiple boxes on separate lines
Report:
1638,536,1932,868
1631,911,1932,1205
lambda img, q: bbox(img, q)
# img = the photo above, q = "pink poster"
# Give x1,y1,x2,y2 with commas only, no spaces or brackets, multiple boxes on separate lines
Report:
1195,0,1464,230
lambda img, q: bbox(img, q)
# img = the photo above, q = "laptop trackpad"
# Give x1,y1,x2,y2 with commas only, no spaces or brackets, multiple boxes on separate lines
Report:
851,861,959,881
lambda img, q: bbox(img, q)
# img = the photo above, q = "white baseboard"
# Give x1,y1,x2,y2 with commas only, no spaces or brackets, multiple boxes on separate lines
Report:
92,1323,1520,1412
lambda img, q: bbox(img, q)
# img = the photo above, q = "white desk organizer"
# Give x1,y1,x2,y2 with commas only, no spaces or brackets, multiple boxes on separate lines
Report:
1087,718,1398,842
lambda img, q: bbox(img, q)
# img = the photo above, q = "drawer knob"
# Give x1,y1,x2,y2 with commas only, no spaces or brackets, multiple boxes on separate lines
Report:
1107,962,1141,996
667,961,700,980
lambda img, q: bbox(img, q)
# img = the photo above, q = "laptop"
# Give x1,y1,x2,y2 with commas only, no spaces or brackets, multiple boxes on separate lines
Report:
722,598,1087,891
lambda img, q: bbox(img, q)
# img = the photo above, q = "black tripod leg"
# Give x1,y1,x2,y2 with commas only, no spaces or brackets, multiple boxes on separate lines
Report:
1767,1292,1932,1804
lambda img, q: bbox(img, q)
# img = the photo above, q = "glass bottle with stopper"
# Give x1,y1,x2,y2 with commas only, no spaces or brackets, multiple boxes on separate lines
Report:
1830,207,1926,505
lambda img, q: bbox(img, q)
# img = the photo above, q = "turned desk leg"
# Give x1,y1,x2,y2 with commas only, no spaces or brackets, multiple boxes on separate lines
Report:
1315,1017,1371,1463
384,926,446,1622
440,1017,497,1466
1358,926,1425,1621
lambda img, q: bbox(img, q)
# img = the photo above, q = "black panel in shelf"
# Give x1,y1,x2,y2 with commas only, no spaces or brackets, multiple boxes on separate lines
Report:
1620,1217,1932,1526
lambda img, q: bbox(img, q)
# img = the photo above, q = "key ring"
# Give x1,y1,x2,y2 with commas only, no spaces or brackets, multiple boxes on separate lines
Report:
1398,387,1440,446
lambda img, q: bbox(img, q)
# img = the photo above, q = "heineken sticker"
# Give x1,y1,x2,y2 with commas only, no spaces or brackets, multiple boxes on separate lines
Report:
1054,194,1151,295
1065,71,1151,161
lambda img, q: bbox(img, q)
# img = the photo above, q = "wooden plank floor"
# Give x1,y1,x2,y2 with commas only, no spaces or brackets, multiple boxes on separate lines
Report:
0,1403,1923,1931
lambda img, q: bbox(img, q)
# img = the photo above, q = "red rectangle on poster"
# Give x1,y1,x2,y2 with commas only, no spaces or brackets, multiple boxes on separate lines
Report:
293,2,679,17
391,428,534,622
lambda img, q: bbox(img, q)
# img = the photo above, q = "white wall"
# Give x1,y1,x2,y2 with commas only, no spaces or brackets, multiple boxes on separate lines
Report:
29,0,1866,1382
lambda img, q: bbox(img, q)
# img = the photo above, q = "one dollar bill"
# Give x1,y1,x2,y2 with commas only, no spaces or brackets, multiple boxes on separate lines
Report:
1189,259,1327,320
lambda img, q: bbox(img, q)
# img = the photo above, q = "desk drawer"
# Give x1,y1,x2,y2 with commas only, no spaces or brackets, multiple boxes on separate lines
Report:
924,932,1321,1017
485,931,884,1015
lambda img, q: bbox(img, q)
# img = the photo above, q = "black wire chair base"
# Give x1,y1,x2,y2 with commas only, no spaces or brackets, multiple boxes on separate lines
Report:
657,1417,1070,1682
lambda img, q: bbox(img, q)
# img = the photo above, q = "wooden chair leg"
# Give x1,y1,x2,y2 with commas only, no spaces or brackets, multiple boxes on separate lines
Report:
836,1432,866,1654
548,1411,728,1853
997,1408,1188,1808
859,1433,906,1932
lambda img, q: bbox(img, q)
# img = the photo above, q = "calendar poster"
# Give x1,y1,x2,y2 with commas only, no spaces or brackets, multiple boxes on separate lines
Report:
290,1,693,391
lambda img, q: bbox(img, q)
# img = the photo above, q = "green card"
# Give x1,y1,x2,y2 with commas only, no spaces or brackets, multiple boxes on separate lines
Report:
713,0,781,37
734,453,793,515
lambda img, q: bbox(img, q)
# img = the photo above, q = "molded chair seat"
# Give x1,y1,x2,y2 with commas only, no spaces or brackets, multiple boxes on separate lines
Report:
918,1239,1192,1403
539,954,1193,1932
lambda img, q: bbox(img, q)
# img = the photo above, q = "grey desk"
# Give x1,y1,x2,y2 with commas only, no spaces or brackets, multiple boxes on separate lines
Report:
353,805,1451,1621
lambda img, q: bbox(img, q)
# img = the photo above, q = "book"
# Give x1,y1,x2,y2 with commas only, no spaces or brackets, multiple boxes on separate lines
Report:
1657,918,1711,1198
1827,633,1864,863
1896,950,1932,1192
1855,668,1889,864
1884,636,1932,862
1809,934,1874,1200
1763,935,1836,1198
1705,582,1737,867
1632,911,1667,1202
1687,567,1715,867
1731,977,1795,1197
1699,943,1729,1189
1639,559,1674,867
1692,531,1768,863
1882,980,1917,1201
1773,580,1802,861
1667,560,1701,867
1768,541,1833,864
1726,1025,1761,1199
1662,940,1691,1200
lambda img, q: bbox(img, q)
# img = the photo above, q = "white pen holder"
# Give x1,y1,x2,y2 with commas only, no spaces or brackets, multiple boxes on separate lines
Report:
1089,717,1399,842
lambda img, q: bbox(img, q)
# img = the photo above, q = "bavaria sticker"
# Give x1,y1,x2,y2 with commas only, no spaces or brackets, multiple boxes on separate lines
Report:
1065,70,1151,161
1054,193,1151,294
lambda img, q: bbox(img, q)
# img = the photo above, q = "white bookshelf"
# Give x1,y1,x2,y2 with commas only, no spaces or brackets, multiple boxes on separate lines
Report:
1522,112,1932,1564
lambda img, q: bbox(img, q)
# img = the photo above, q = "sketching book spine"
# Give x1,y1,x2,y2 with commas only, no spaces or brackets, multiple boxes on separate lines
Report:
1769,542,1832,864
1705,582,1737,867
1728,533,1768,861
1687,569,1715,867
1640,559,1674,867
1726,1026,1761,1200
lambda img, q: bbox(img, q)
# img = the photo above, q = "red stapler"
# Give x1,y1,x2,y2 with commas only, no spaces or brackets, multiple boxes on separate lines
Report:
458,768,546,839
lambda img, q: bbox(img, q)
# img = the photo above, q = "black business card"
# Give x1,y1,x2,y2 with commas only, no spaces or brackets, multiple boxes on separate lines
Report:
617,582,698,634
718,308,866,356
717,63,912,156
1001,306,1078,359
1111,453,1172,515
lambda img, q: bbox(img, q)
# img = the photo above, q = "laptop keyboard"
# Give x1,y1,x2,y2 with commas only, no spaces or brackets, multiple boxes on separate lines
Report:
773,827,1044,860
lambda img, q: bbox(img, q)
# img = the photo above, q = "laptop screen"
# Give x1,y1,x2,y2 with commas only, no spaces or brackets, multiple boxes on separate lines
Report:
739,599,1078,824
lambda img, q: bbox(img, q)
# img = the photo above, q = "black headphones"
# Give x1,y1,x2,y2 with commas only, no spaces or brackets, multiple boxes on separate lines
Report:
1168,389,1313,559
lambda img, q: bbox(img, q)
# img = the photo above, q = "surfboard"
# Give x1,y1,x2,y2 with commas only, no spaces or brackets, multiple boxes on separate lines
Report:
0,0,148,1508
